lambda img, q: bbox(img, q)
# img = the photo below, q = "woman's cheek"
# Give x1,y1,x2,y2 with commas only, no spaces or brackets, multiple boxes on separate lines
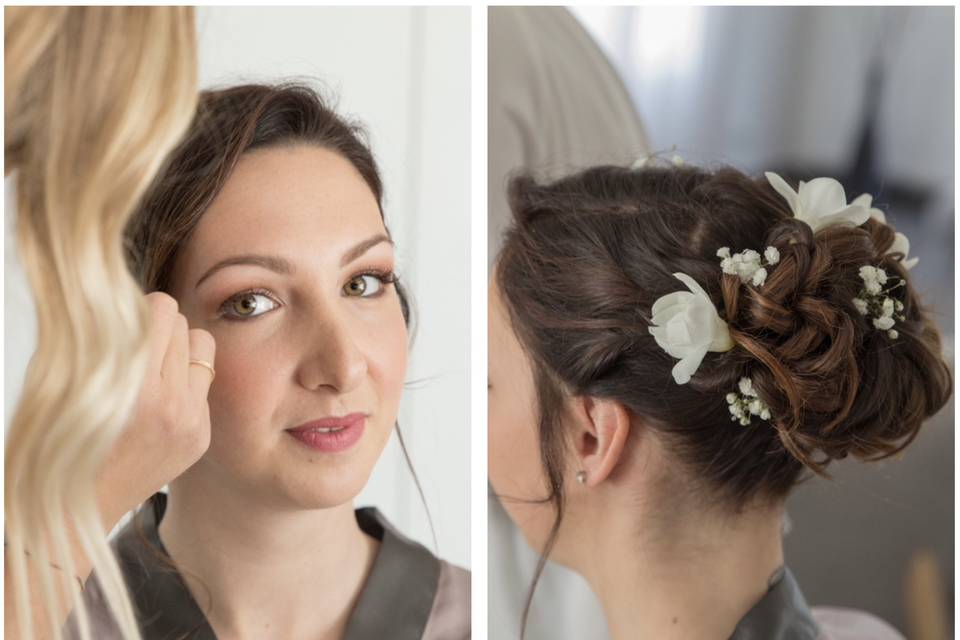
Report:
489,388,542,499
489,392,557,554
207,336,278,435
365,306,408,412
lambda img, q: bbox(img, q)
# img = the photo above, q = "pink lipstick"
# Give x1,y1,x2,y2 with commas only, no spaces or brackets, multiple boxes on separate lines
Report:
286,413,365,453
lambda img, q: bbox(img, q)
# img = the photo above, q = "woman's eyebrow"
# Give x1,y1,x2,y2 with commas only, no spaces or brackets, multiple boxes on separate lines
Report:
193,234,394,290
195,254,294,290
340,233,393,266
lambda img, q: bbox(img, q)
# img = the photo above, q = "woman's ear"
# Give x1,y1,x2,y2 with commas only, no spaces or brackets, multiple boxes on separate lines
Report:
568,396,631,487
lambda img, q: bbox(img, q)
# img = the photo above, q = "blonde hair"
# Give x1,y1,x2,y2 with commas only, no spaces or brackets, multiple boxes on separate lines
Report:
5,7,197,639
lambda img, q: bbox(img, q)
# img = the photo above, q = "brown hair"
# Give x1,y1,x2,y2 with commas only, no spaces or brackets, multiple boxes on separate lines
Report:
124,82,409,323
494,163,952,633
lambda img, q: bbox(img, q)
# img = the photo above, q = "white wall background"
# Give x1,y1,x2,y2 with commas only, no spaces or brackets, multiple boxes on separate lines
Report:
4,7,471,568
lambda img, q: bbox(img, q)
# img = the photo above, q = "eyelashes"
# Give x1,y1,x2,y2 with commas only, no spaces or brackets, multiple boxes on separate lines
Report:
218,288,278,321
343,269,397,299
216,270,398,322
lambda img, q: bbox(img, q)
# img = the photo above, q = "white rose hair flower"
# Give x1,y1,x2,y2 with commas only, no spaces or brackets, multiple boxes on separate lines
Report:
851,192,888,224
889,232,918,270
765,172,871,232
648,273,734,384
851,194,918,270
768,175,919,270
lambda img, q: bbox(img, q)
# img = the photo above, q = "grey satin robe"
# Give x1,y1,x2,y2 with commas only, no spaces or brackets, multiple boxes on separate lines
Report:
66,493,470,640
732,566,905,640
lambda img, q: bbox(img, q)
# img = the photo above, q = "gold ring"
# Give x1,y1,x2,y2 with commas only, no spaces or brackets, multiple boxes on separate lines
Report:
188,359,216,380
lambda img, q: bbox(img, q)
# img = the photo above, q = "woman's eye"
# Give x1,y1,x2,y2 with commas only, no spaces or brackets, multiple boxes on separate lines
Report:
343,273,393,298
219,291,278,320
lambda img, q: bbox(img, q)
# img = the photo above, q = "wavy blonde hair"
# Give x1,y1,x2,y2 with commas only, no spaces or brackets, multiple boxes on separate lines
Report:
5,7,197,639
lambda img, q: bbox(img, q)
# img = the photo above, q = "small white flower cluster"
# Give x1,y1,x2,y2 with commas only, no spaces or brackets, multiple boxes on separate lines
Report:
717,246,780,287
854,266,906,339
632,145,686,169
726,377,772,426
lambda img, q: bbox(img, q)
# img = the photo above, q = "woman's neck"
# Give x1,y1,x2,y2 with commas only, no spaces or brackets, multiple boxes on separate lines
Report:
570,498,785,640
157,466,379,640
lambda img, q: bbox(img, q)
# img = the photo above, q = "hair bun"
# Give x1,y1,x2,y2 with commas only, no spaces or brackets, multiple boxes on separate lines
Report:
496,163,951,509
719,212,951,473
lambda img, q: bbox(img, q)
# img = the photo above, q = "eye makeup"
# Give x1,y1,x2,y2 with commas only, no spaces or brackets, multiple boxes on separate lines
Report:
214,269,398,322
342,269,397,298
217,288,281,321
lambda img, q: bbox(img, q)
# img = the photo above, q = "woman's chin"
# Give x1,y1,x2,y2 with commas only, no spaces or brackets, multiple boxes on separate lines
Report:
272,471,372,511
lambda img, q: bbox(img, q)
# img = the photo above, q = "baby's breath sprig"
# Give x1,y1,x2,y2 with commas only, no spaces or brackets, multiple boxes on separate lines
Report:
726,377,772,426
853,266,906,339
717,246,780,287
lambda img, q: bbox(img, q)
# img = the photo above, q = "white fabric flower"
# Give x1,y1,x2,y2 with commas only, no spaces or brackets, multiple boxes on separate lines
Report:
852,193,887,224
765,172,871,232
851,194,919,269
649,273,734,384
853,298,868,315
764,246,780,264
889,232,918,269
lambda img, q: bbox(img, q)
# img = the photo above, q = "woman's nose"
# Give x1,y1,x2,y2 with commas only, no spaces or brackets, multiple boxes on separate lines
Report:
297,312,367,393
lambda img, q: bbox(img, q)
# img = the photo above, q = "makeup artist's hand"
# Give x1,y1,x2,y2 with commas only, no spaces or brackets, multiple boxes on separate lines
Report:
94,292,216,531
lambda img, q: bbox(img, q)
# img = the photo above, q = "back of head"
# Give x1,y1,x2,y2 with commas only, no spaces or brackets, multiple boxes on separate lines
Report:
496,163,952,511
5,7,197,640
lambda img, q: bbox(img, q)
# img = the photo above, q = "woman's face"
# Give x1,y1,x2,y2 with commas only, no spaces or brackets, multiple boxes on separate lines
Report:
488,280,562,554
168,145,408,509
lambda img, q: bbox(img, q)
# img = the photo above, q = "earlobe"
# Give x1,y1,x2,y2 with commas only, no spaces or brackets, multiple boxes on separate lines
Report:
571,397,632,488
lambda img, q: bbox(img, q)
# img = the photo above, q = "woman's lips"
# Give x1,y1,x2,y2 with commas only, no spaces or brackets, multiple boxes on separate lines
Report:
286,413,366,453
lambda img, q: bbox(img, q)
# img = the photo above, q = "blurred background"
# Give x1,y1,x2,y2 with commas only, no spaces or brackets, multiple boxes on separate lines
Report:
489,5,953,639
571,5,954,330
5,7,471,568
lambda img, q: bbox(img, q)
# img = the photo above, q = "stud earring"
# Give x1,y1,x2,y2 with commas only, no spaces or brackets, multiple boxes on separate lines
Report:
576,470,587,485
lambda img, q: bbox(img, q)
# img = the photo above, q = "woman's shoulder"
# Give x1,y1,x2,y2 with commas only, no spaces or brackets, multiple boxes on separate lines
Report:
811,606,906,640
733,567,907,640
354,507,470,640
424,559,471,640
